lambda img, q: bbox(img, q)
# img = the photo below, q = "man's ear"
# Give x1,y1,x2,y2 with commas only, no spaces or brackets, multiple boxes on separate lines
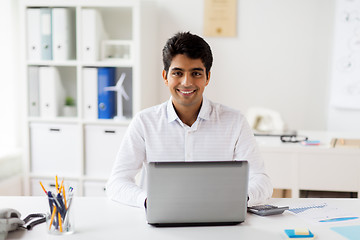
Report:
205,71,211,86
162,70,168,86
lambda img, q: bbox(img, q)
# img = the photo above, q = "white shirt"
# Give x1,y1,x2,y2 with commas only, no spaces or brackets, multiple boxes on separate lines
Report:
106,97,273,208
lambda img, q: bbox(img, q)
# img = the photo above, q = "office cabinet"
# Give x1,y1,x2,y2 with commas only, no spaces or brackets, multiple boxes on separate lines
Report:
21,0,158,195
83,181,107,197
84,125,127,178
30,123,81,176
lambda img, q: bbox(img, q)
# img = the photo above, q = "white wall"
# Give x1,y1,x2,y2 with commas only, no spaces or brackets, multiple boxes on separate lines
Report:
0,0,20,149
156,0,337,131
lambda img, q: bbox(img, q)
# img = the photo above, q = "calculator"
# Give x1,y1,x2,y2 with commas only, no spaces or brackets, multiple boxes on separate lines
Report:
247,204,289,216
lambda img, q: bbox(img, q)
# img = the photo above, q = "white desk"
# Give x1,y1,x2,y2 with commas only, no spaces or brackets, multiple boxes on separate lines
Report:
1,197,360,239
257,131,360,197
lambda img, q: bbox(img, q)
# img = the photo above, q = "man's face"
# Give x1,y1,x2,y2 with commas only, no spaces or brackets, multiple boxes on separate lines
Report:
163,54,210,111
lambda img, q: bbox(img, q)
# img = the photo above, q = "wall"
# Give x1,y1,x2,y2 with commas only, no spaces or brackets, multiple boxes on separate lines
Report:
155,0,336,131
0,0,20,149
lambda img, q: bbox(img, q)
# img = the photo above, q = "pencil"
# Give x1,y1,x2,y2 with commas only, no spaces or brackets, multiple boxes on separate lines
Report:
58,212,63,232
49,205,57,230
59,179,64,194
62,185,67,209
55,175,59,194
39,181,47,194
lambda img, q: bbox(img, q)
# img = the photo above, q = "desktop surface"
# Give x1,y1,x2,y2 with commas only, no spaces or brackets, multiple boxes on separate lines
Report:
1,197,359,239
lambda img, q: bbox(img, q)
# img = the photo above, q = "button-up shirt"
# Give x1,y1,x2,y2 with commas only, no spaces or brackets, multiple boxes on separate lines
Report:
106,97,272,208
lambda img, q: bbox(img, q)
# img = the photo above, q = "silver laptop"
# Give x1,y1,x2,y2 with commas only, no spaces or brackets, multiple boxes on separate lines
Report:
146,161,249,226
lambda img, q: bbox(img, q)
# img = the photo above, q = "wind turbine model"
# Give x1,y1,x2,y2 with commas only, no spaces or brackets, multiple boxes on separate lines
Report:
103,72,129,120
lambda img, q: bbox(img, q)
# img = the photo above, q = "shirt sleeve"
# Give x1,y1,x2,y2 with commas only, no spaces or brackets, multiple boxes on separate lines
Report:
234,115,273,206
106,114,147,208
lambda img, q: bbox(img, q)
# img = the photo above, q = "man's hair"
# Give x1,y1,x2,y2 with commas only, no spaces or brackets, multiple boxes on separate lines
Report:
162,32,213,78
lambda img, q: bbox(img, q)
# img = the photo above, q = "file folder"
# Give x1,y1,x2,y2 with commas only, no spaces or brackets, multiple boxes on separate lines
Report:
98,67,116,119
52,8,76,61
26,8,41,61
82,67,98,119
39,67,65,117
40,8,53,60
81,9,107,61
28,66,40,116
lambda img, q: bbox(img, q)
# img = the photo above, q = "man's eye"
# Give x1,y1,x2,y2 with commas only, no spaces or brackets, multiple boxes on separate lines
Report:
172,72,182,76
193,72,202,77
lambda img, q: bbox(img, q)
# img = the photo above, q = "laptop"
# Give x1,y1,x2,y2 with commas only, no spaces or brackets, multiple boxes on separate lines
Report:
145,161,249,227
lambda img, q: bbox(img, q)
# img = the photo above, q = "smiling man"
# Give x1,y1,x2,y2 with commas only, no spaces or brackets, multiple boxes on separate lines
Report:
106,32,273,208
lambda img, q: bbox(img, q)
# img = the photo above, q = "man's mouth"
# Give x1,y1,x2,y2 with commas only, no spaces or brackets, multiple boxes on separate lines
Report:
177,89,196,95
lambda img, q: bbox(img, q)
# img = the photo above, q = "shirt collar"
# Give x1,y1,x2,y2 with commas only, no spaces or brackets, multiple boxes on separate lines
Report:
166,96,211,123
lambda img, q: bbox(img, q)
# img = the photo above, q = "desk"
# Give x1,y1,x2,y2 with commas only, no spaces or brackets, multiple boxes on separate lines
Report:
1,197,360,239
257,131,360,198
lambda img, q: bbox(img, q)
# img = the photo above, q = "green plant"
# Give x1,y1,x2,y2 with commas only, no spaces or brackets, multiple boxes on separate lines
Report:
65,97,75,106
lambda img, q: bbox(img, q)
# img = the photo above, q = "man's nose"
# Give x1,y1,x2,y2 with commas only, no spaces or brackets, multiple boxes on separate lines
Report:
181,73,193,86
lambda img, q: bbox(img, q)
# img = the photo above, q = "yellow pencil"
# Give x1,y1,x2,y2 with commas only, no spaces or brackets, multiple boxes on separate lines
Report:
49,206,57,230
58,212,63,232
39,181,47,194
55,175,59,193
62,185,67,209
59,179,64,194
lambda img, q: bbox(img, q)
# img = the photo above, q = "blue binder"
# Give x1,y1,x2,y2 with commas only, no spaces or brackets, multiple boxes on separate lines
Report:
98,67,116,119
40,8,52,60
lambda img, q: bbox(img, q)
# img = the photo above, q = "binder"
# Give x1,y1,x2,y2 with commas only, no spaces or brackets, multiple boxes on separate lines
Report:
39,67,65,117
81,9,107,61
98,67,116,119
40,8,52,60
52,8,75,61
26,8,41,61
28,66,40,116
82,67,98,119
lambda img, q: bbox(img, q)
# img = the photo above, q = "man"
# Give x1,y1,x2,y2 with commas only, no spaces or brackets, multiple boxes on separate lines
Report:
106,32,273,208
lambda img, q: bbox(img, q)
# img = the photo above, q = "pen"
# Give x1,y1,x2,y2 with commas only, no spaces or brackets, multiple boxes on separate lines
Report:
319,217,359,222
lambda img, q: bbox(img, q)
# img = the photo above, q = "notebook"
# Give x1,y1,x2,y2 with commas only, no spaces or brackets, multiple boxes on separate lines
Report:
145,161,249,227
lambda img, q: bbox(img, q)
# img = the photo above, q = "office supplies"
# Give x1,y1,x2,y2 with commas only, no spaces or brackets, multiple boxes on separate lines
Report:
103,72,129,120
98,67,116,119
28,66,40,117
40,8,52,60
39,67,65,117
48,206,57,230
52,8,75,61
82,68,98,119
146,161,249,226
319,217,359,222
301,140,320,146
44,177,75,234
288,203,327,214
81,9,107,61
248,204,289,216
39,181,47,194
330,225,360,240
26,8,41,61
284,229,315,239
331,138,360,148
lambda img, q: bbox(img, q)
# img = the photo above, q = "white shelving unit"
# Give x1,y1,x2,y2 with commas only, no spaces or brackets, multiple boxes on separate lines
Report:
20,0,158,196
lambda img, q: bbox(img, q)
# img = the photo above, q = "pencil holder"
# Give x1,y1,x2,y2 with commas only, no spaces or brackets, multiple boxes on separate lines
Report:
46,195,74,235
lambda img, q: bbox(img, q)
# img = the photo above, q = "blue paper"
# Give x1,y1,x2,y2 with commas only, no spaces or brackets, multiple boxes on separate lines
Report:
331,225,360,240
284,229,314,238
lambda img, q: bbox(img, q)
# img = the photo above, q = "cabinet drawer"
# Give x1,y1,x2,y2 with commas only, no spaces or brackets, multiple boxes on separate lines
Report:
84,125,127,178
30,123,81,176
83,181,107,197
298,153,360,191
